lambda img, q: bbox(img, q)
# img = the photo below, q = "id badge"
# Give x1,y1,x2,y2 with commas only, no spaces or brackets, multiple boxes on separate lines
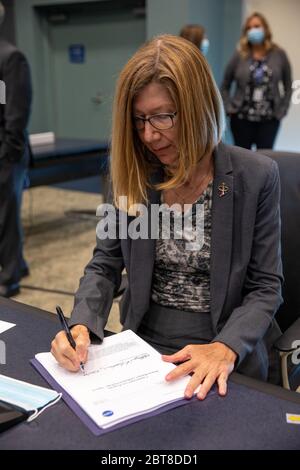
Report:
252,87,263,102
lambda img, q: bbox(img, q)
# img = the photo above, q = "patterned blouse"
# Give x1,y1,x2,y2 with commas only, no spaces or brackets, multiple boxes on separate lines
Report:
238,59,274,122
151,182,213,313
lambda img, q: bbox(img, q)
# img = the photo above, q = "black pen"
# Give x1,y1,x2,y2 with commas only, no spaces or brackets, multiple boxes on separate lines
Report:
56,305,85,374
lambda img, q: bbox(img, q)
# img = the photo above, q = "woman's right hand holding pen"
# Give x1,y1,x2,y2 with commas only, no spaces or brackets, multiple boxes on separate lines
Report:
51,325,90,372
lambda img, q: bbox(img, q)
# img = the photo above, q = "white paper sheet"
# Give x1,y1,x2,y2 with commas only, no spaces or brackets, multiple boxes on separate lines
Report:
0,320,16,334
35,330,192,428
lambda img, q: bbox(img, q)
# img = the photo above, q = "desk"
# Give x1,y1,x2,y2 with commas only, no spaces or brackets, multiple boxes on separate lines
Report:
0,297,300,450
29,138,109,196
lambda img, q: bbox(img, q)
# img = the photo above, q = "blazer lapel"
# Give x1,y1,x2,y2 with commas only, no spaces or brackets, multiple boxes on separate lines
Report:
129,175,161,318
210,143,234,331
128,151,234,328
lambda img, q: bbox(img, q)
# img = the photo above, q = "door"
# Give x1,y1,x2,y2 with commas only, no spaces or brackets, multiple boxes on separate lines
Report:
48,9,145,140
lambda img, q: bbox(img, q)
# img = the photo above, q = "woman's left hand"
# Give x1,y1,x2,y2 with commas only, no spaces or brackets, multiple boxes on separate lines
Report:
162,342,237,400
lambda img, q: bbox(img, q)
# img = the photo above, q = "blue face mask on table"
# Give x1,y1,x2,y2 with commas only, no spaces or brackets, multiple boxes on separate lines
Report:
0,374,61,422
200,38,210,56
247,27,265,45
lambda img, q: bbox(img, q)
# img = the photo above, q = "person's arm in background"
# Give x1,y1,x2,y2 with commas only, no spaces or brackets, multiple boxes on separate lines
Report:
0,50,32,162
220,52,240,115
277,49,292,120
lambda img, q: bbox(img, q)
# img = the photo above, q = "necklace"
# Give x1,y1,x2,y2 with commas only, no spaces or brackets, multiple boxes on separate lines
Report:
171,167,213,207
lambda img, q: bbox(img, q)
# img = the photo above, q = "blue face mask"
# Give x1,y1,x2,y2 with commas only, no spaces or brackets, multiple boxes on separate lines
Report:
247,27,265,45
0,374,61,421
200,38,210,56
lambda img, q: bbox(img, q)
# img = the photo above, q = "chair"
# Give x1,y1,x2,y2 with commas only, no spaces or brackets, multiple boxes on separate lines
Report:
260,150,300,392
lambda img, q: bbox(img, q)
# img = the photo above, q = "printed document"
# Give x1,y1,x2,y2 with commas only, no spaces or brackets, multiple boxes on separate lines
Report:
35,330,192,428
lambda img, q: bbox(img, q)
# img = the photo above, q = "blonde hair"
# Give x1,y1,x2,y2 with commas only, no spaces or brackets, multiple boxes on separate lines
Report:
111,34,225,209
238,12,276,58
0,2,5,26
179,24,205,48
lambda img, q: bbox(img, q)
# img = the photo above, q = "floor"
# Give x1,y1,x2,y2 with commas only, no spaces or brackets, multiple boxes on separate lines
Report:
13,183,122,333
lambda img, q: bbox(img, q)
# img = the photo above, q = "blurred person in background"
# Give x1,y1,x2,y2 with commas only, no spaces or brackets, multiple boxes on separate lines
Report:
180,24,210,57
0,1,32,297
221,12,292,150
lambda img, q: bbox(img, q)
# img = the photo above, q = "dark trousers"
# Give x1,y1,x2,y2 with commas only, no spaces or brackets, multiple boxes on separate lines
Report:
230,115,280,150
136,302,280,383
0,149,28,285
137,301,213,355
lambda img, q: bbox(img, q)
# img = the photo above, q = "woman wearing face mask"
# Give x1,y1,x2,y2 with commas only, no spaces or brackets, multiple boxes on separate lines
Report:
179,24,210,56
221,12,292,150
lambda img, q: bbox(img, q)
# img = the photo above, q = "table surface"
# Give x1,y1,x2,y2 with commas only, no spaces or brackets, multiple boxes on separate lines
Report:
0,297,300,450
31,138,108,160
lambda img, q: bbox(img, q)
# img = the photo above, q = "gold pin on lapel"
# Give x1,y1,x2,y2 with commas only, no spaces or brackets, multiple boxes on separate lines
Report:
218,182,229,197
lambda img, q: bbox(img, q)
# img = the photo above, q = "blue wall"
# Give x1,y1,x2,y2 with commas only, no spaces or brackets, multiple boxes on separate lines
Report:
146,0,242,86
14,0,243,137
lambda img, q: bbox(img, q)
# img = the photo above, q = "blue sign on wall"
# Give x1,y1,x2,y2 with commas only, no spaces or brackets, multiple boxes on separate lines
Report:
69,44,85,64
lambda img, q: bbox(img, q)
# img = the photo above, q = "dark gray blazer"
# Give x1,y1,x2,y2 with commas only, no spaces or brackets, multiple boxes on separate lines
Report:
221,48,292,121
0,39,32,162
69,143,283,382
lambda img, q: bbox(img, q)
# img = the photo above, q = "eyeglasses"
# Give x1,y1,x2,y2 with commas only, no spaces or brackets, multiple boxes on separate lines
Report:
133,112,177,131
